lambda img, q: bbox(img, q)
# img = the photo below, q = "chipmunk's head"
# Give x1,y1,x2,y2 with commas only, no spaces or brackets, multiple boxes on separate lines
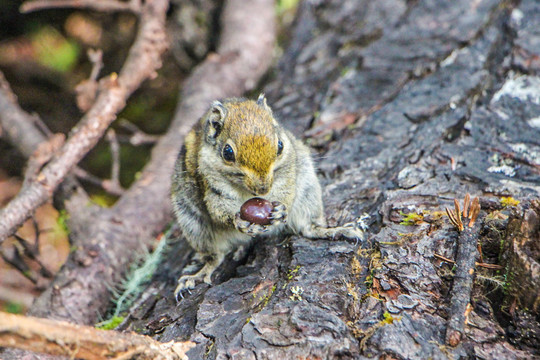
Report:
202,94,288,196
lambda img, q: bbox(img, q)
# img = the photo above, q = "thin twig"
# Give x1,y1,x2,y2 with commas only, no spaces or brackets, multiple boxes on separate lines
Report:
0,246,38,284
434,253,503,269
118,119,160,145
20,0,141,14
434,253,455,264
14,234,54,279
76,49,104,112
88,49,103,81
73,167,125,196
106,129,122,188
22,133,65,187
476,263,503,270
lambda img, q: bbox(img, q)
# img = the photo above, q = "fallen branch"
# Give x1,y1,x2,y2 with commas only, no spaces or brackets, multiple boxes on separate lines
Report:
445,195,482,346
20,0,141,14
0,312,193,360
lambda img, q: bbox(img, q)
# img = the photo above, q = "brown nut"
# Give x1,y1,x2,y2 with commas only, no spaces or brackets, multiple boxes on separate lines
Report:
240,197,273,225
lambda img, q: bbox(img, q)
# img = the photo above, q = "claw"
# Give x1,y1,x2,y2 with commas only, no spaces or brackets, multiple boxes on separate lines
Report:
234,200,288,235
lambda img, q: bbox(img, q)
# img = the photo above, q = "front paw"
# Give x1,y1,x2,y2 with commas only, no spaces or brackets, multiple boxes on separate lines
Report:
339,221,365,242
235,201,287,235
269,201,287,225
235,212,269,235
174,274,198,301
174,270,212,301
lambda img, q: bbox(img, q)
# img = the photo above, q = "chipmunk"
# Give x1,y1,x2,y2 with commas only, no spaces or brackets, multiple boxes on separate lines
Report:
171,94,363,299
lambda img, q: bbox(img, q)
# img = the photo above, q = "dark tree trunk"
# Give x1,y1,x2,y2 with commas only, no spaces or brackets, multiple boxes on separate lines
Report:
97,0,540,359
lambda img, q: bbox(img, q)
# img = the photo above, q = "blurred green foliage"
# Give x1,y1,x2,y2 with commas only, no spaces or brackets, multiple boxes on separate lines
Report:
32,26,80,72
276,0,299,14
3,301,24,314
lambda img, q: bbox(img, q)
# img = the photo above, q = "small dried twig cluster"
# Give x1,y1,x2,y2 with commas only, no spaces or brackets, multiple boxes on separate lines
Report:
445,193,480,231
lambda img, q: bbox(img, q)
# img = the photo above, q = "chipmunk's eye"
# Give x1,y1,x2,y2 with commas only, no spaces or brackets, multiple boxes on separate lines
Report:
222,144,235,162
277,140,284,156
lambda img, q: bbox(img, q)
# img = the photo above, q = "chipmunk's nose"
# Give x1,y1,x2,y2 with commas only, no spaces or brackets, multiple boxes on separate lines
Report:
255,184,270,196
245,172,274,196
245,173,272,196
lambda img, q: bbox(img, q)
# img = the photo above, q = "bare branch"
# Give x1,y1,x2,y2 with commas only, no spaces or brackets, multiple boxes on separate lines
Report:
75,49,104,112
434,253,503,269
72,167,125,196
22,133,65,187
0,72,48,158
0,0,169,245
88,48,104,81
0,246,38,284
0,69,93,248
106,129,122,188
20,0,141,14
118,119,160,145
0,312,193,360
15,233,54,279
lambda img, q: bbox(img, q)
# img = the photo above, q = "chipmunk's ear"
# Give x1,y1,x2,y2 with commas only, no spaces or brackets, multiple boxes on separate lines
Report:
256,93,272,114
204,101,227,144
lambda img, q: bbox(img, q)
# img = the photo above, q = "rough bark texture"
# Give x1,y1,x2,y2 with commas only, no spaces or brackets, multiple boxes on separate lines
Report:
118,0,540,359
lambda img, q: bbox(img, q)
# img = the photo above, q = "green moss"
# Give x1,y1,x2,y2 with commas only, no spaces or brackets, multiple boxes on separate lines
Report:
382,311,400,324
3,301,24,314
500,196,520,208
364,274,373,288
399,211,424,226
56,209,70,235
287,265,301,280
256,284,277,311
90,194,115,208
276,0,299,14
96,315,124,330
